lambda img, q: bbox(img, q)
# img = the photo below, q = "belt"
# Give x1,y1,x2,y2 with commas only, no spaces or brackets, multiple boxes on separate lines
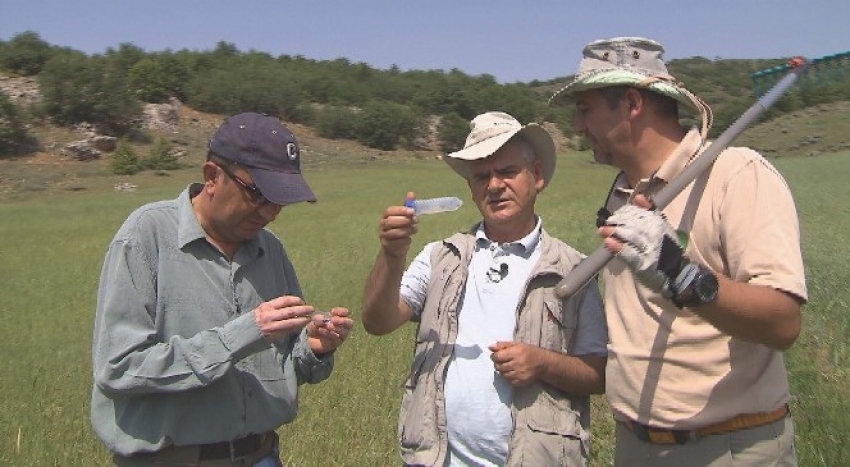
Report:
622,404,789,445
198,432,271,460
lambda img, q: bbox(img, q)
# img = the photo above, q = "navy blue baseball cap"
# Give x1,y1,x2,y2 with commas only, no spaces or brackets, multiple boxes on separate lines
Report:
209,112,316,204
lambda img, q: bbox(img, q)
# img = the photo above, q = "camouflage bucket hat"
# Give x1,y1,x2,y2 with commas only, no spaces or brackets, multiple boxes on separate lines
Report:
549,37,712,137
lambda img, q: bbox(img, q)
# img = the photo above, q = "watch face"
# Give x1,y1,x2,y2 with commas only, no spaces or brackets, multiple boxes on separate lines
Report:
696,271,719,303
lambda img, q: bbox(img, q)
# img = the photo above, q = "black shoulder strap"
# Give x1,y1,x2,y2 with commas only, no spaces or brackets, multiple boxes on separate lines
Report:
596,171,624,228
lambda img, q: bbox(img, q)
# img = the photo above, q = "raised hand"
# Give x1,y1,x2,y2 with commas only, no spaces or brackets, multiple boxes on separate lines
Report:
378,192,419,257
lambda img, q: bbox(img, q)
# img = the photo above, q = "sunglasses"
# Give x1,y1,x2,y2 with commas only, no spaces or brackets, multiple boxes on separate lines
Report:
216,163,272,206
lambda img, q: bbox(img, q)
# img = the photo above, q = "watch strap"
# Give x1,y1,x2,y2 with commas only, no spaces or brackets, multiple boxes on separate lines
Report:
670,263,717,308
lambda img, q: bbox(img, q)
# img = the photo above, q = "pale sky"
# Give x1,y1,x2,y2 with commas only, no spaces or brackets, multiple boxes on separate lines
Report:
1,0,847,83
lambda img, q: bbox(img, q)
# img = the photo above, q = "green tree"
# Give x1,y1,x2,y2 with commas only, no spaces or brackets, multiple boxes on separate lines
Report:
437,113,469,153
413,81,473,118
38,53,141,133
0,31,54,76
127,57,175,103
211,41,240,63
185,61,307,122
710,96,751,138
103,43,146,75
315,106,359,140
111,139,140,175
37,52,97,124
541,104,575,140
356,101,418,150
0,91,34,158
469,83,540,124
142,138,180,170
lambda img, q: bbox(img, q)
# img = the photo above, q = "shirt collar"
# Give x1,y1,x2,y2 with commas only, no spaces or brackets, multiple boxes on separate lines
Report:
175,184,263,259
473,216,543,256
177,183,263,262
177,184,208,249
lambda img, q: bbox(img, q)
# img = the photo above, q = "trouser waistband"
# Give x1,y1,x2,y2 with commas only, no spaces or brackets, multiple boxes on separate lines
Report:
114,431,277,466
621,404,789,445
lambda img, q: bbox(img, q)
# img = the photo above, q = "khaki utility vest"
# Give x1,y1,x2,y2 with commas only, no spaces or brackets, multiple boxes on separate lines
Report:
398,228,598,467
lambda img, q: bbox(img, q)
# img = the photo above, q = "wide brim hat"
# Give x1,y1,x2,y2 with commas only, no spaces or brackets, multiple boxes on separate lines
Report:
549,37,712,135
445,111,556,188
209,112,316,205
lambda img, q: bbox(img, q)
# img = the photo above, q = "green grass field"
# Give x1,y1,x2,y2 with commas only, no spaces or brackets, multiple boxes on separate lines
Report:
0,151,847,466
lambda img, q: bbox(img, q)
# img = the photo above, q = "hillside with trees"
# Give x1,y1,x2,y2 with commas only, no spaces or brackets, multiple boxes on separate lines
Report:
1,31,848,166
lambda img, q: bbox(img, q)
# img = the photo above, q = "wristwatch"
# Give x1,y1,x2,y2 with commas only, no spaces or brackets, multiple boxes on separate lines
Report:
671,263,719,309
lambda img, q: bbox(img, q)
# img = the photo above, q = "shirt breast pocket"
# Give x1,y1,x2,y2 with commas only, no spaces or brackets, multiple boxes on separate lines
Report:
241,347,287,382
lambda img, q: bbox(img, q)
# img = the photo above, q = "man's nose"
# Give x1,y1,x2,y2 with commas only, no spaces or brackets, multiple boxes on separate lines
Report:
487,174,505,192
573,117,587,135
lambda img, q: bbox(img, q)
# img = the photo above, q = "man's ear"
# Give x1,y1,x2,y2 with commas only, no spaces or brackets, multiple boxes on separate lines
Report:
201,162,223,197
202,161,219,184
624,88,645,119
533,160,546,192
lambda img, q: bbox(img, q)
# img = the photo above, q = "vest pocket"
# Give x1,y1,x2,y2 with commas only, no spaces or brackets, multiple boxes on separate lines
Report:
525,404,583,436
398,387,431,451
514,393,588,466
541,300,577,353
398,347,436,453
404,340,433,389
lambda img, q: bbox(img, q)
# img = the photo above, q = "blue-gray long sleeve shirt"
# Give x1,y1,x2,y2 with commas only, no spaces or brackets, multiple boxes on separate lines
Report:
91,185,333,456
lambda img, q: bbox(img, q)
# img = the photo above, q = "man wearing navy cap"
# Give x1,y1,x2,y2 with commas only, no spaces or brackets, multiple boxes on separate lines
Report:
91,112,353,466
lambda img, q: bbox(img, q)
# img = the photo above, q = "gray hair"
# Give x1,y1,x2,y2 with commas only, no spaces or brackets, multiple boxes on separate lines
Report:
510,136,537,165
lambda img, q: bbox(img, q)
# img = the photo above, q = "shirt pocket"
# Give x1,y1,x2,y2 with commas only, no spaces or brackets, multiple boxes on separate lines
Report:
242,347,287,382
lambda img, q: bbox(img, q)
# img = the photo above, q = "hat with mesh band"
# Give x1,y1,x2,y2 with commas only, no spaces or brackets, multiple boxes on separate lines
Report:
549,37,712,136
444,111,556,188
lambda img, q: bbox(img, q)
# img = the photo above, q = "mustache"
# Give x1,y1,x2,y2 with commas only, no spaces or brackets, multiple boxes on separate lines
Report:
485,193,508,203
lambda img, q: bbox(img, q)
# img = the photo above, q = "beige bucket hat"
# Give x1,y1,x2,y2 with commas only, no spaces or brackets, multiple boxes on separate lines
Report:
445,111,556,188
549,37,712,137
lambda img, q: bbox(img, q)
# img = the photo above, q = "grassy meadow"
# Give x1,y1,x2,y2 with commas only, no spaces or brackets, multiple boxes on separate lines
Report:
0,150,848,466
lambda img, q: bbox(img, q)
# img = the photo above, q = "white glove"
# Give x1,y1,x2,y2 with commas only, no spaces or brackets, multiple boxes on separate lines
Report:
605,205,689,296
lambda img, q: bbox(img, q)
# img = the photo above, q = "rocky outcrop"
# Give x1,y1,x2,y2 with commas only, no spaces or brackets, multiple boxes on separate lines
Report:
61,140,101,161
90,135,118,152
0,76,40,105
142,101,179,131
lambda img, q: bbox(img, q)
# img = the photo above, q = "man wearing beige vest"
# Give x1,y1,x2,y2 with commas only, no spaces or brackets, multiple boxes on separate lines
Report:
550,37,807,466
362,111,608,466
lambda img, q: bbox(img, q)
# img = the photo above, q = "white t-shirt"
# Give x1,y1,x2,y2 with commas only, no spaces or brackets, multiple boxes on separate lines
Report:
400,221,607,467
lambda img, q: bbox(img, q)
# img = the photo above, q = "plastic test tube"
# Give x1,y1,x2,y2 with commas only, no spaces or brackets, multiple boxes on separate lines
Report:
310,310,332,324
406,197,463,215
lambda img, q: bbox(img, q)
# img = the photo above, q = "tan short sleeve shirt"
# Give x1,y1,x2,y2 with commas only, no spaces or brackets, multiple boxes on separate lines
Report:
603,129,807,429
